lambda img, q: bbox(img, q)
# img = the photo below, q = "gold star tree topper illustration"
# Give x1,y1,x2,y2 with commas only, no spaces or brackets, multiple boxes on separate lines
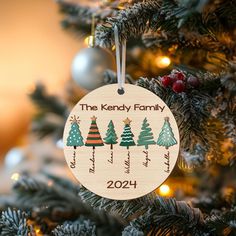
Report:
123,117,132,125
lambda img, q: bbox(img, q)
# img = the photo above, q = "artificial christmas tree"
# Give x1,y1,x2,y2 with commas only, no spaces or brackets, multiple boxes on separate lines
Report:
137,117,155,149
66,116,84,149
0,0,236,235
157,117,177,149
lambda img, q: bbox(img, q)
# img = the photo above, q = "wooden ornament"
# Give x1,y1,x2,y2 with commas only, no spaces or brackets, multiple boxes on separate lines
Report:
63,84,180,200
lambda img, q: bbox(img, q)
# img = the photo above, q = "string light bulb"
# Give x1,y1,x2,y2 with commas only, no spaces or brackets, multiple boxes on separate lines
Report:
84,35,95,47
35,227,40,234
155,56,171,68
34,226,42,235
159,184,171,196
11,173,20,181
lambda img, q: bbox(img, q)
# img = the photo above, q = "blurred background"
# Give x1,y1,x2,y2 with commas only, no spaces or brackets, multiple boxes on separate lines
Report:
0,0,81,158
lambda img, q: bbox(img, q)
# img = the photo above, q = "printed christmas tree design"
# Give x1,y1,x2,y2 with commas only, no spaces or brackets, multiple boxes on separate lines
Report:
120,118,136,149
66,115,84,149
104,120,118,150
157,117,177,149
137,118,155,149
85,116,104,149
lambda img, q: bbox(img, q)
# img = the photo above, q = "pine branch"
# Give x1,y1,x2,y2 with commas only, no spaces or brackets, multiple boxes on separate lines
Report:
221,62,236,95
197,71,221,93
79,187,147,219
80,189,206,236
57,0,96,34
142,30,235,56
122,225,144,236
104,69,135,84
3,174,236,235
180,144,207,169
96,0,161,48
12,175,89,222
79,187,211,235
204,0,236,30
96,0,236,59
0,208,34,236
210,62,236,145
137,76,213,151
57,0,95,22
0,195,15,211
191,191,235,215
29,83,68,138
137,68,236,165
44,172,81,194
5,175,125,235
125,196,208,236
57,0,140,36
29,83,68,117
206,208,236,235
203,118,227,163
52,217,96,236
31,115,65,139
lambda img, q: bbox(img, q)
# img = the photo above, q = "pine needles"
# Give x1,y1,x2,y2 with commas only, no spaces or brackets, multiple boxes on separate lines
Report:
2,174,236,235
0,208,33,236
95,0,236,59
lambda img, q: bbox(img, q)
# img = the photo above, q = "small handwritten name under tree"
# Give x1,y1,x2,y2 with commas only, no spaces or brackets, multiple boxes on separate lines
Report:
104,120,118,164
137,117,155,167
85,116,104,173
120,118,136,174
164,151,170,173
70,150,76,169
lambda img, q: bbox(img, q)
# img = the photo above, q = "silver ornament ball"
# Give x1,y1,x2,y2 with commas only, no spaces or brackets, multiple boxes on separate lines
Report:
71,47,116,90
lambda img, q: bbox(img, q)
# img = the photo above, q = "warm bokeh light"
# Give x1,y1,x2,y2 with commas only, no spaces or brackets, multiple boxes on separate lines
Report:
84,36,90,46
159,184,170,196
11,173,20,181
47,180,53,187
35,226,42,235
84,35,94,47
155,56,171,68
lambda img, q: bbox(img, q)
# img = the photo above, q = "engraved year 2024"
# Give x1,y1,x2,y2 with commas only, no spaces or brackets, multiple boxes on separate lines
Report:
107,180,137,189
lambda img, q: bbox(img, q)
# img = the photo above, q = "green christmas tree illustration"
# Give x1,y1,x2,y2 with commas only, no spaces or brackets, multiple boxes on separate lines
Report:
104,120,118,150
66,116,84,149
137,117,155,149
85,116,104,149
120,118,136,149
157,117,177,149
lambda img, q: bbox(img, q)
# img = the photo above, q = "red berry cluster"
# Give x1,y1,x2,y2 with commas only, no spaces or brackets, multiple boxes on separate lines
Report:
160,70,200,93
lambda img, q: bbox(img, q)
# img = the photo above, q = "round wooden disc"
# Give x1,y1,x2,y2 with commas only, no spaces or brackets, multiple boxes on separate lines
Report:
63,84,179,200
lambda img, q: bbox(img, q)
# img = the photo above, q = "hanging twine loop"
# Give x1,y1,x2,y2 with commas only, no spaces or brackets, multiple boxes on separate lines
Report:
114,25,126,94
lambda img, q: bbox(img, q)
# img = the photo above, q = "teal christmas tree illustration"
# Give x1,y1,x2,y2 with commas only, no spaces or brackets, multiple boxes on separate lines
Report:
66,115,84,149
137,118,155,149
157,117,177,149
120,118,136,149
104,120,118,149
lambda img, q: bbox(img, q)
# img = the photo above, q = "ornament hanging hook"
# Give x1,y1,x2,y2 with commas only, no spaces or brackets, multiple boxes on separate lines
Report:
114,25,126,94
88,13,96,48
